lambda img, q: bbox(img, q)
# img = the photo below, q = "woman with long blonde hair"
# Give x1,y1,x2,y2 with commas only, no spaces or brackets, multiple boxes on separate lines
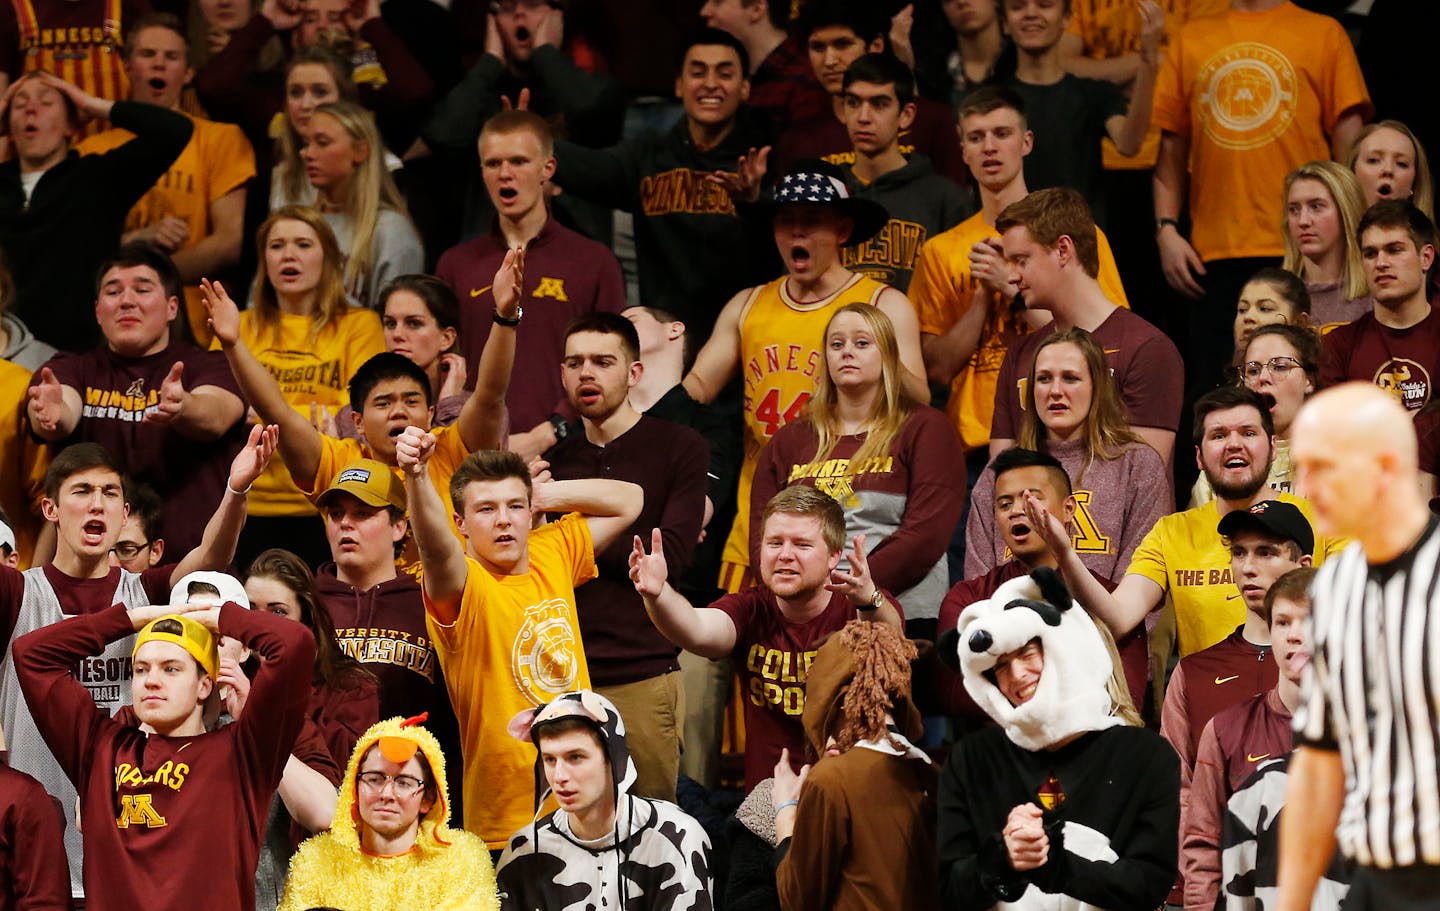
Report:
299,100,421,307
1348,119,1435,219
966,328,1169,583
216,206,385,568
271,48,361,209
1280,160,1371,330
749,303,963,639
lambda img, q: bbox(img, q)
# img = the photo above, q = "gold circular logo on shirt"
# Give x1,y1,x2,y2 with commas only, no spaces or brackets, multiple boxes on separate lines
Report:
1196,42,1297,151
512,598,581,704
1373,358,1431,412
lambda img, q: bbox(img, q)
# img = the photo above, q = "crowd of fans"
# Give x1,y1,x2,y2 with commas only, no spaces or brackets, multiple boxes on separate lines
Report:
0,0,1431,908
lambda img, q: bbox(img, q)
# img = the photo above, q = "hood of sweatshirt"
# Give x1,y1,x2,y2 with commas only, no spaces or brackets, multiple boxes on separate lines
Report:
801,625,924,757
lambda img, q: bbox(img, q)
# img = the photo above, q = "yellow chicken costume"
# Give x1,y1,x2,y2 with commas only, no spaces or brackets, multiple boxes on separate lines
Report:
278,714,498,911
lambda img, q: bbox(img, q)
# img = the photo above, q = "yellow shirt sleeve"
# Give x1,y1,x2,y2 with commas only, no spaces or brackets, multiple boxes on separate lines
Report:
1126,516,1173,589
203,120,258,200
303,435,368,500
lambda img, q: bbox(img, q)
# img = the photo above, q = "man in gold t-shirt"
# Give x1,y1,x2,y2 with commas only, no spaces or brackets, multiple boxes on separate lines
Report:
395,428,641,849
1025,386,1346,659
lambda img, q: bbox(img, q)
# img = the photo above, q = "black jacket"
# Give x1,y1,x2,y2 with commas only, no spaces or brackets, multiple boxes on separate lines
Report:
553,108,777,342
0,101,192,352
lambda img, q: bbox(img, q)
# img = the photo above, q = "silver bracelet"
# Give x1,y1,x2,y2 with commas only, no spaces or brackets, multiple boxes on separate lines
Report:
774,799,798,816
226,481,252,496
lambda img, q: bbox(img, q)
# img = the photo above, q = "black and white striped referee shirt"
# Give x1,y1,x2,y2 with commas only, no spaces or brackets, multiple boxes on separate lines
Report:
1295,516,1440,868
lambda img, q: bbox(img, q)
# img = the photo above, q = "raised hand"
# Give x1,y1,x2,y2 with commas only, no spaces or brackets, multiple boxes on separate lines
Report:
1136,0,1165,67
534,5,563,48
229,423,279,493
438,353,468,400
825,533,879,607
31,71,111,122
493,245,526,320
216,655,251,718
394,425,435,475
1021,492,1070,553
500,87,532,112
27,367,68,435
628,527,669,598
889,4,915,67
200,277,242,346
706,146,770,204
143,362,190,426
343,0,380,33
483,12,504,60
260,0,303,31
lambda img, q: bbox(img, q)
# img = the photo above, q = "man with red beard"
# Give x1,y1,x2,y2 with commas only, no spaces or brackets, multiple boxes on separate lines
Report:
630,484,902,791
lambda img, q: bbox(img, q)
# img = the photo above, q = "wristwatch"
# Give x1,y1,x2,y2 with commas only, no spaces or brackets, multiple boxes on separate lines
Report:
858,587,884,612
493,305,523,327
548,414,570,442
1155,216,1180,236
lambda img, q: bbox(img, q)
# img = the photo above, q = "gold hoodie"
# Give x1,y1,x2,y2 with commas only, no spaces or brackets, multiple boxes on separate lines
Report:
278,716,498,911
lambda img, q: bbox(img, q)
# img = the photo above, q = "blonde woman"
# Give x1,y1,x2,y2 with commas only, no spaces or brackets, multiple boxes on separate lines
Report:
1281,160,1371,330
966,328,1169,584
748,302,963,639
300,100,421,308
271,48,361,209
1348,119,1435,219
224,206,385,567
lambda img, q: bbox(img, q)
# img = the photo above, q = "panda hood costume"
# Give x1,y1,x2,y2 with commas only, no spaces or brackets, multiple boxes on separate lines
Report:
955,567,1125,750
936,568,1181,911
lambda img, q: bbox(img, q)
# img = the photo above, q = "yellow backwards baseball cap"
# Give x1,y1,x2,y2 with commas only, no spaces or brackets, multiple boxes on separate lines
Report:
133,614,220,680
317,459,407,512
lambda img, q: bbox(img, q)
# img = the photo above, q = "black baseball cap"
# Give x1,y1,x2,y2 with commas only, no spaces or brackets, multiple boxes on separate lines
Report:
1217,500,1314,556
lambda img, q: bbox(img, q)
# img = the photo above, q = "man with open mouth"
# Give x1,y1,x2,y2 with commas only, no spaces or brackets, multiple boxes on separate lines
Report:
79,12,255,348
683,158,927,595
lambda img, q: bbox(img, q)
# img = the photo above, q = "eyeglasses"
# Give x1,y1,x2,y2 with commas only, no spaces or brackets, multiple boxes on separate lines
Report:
1240,356,1304,380
357,771,427,796
111,541,153,560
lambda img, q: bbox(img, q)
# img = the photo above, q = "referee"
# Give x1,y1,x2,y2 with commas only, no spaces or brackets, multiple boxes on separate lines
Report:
1279,382,1439,910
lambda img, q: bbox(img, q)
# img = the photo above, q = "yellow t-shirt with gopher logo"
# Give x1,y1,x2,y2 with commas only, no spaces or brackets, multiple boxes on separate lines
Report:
425,512,596,848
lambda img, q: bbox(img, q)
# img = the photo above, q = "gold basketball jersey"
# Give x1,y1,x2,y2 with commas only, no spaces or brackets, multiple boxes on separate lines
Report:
718,272,888,587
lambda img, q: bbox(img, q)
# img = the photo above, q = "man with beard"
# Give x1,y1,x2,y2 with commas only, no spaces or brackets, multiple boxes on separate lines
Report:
542,312,708,802
1026,386,1346,659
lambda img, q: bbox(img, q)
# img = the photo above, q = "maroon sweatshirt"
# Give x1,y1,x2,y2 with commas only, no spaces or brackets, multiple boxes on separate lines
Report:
0,763,68,911
13,603,314,911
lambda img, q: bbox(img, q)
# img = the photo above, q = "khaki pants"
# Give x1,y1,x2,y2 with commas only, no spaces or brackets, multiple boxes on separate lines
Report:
597,671,684,803
677,650,733,789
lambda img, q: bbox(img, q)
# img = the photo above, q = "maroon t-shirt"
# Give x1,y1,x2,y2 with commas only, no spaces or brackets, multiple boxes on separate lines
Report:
435,217,626,433
1319,308,1440,412
715,587,902,790
545,414,708,685
990,307,1184,442
777,96,968,186
39,341,247,559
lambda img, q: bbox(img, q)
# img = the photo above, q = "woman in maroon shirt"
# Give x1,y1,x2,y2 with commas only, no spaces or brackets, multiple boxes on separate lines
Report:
244,548,378,771
750,302,964,642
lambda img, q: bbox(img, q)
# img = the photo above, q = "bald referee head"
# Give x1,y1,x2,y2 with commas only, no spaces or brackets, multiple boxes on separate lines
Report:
1291,382,1427,560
